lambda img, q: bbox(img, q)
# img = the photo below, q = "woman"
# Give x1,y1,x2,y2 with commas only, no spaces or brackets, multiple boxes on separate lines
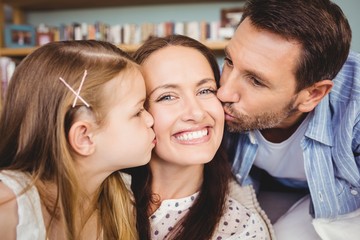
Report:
127,35,271,240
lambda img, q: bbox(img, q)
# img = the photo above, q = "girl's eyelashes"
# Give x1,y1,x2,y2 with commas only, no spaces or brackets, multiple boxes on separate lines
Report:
135,108,145,117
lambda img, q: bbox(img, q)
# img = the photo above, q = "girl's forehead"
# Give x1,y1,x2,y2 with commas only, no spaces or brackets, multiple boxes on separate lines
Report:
102,68,144,101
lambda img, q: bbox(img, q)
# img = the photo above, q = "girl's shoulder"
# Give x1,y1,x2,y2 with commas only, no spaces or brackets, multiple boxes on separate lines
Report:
0,173,17,202
0,174,19,239
0,170,46,239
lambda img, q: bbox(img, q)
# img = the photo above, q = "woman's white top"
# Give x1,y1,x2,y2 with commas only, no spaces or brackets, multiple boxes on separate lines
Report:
149,192,268,239
0,170,46,240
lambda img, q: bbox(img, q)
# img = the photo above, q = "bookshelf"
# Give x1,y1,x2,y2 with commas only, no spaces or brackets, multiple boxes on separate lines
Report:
0,41,228,57
1,0,241,56
1,0,241,111
3,0,241,10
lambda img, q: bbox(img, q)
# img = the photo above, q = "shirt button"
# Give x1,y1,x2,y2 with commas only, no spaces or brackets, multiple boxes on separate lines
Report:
318,191,324,202
249,132,256,144
350,189,358,195
236,174,242,181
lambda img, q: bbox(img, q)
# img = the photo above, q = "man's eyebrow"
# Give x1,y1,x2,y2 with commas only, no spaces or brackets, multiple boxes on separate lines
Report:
224,47,230,57
223,47,272,86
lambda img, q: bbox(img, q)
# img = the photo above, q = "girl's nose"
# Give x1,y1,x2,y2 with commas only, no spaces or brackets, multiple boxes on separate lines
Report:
144,110,154,127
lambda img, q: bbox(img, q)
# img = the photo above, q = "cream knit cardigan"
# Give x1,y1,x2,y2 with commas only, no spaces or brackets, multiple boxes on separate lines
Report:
229,179,276,240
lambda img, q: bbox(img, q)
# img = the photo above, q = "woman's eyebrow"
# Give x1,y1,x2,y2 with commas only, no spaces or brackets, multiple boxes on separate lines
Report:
148,84,178,96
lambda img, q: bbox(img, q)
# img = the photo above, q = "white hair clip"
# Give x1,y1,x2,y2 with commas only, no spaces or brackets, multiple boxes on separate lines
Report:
59,70,90,108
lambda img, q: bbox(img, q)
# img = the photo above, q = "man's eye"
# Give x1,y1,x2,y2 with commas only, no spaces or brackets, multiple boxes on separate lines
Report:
249,76,264,87
224,57,233,67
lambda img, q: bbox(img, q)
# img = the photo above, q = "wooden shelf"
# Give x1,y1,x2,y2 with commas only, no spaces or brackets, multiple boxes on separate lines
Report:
1,1,233,55
4,0,241,10
0,40,228,57
0,47,38,56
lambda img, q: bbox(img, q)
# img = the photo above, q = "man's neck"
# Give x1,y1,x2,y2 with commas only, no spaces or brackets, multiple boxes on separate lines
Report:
260,113,308,143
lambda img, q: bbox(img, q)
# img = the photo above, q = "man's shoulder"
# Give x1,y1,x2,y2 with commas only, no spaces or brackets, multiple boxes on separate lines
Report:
331,51,360,102
333,51,360,86
223,129,250,152
224,129,248,141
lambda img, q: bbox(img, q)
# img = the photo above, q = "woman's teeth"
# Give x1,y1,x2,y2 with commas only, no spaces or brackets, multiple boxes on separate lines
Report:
176,129,208,141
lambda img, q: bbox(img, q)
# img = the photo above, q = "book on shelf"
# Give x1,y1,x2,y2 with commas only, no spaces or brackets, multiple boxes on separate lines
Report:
30,20,222,48
0,57,17,108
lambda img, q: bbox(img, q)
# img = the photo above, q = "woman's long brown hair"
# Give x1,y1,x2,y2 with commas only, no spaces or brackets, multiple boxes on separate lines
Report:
128,35,233,240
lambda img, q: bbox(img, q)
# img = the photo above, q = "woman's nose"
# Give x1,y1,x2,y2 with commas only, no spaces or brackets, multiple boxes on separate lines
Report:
181,98,206,122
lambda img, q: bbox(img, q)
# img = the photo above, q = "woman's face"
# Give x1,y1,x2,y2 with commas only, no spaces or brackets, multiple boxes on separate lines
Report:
141,46,224,167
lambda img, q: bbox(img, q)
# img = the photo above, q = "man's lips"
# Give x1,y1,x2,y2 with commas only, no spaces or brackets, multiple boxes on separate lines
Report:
224,110,237,121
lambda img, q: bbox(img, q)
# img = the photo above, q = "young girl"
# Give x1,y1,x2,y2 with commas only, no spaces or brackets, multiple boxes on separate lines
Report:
0,40,155,239
128,35,271,239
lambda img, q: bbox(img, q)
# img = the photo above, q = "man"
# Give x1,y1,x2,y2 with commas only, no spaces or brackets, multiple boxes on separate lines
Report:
217,0,360,239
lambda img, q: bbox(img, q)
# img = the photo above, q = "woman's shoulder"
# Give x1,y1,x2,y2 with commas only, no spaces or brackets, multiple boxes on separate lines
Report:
228,180,275,239
213,196,270,240
223,196,264,228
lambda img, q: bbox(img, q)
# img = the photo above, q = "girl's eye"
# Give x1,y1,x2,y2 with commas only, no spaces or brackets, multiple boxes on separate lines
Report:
135,108,145,117
224,56,233,67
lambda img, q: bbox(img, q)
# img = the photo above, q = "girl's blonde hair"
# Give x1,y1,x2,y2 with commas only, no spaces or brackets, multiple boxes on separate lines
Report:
0,40,139,239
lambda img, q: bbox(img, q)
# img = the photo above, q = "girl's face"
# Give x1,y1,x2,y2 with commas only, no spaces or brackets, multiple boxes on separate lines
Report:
142,46,224,167
94,69,155,171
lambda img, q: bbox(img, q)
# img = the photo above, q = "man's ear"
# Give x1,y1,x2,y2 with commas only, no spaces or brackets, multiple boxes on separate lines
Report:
298,80,333,112
68,121,95,156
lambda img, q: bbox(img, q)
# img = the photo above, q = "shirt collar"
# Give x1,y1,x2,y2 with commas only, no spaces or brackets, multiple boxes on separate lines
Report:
244,94,334,147
304,94,333,146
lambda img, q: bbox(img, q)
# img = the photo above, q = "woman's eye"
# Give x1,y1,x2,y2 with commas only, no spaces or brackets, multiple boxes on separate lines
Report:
156,94,175,102
198,88,217,95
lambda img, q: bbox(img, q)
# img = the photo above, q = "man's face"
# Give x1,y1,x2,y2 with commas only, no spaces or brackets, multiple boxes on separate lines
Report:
217,18,305,132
